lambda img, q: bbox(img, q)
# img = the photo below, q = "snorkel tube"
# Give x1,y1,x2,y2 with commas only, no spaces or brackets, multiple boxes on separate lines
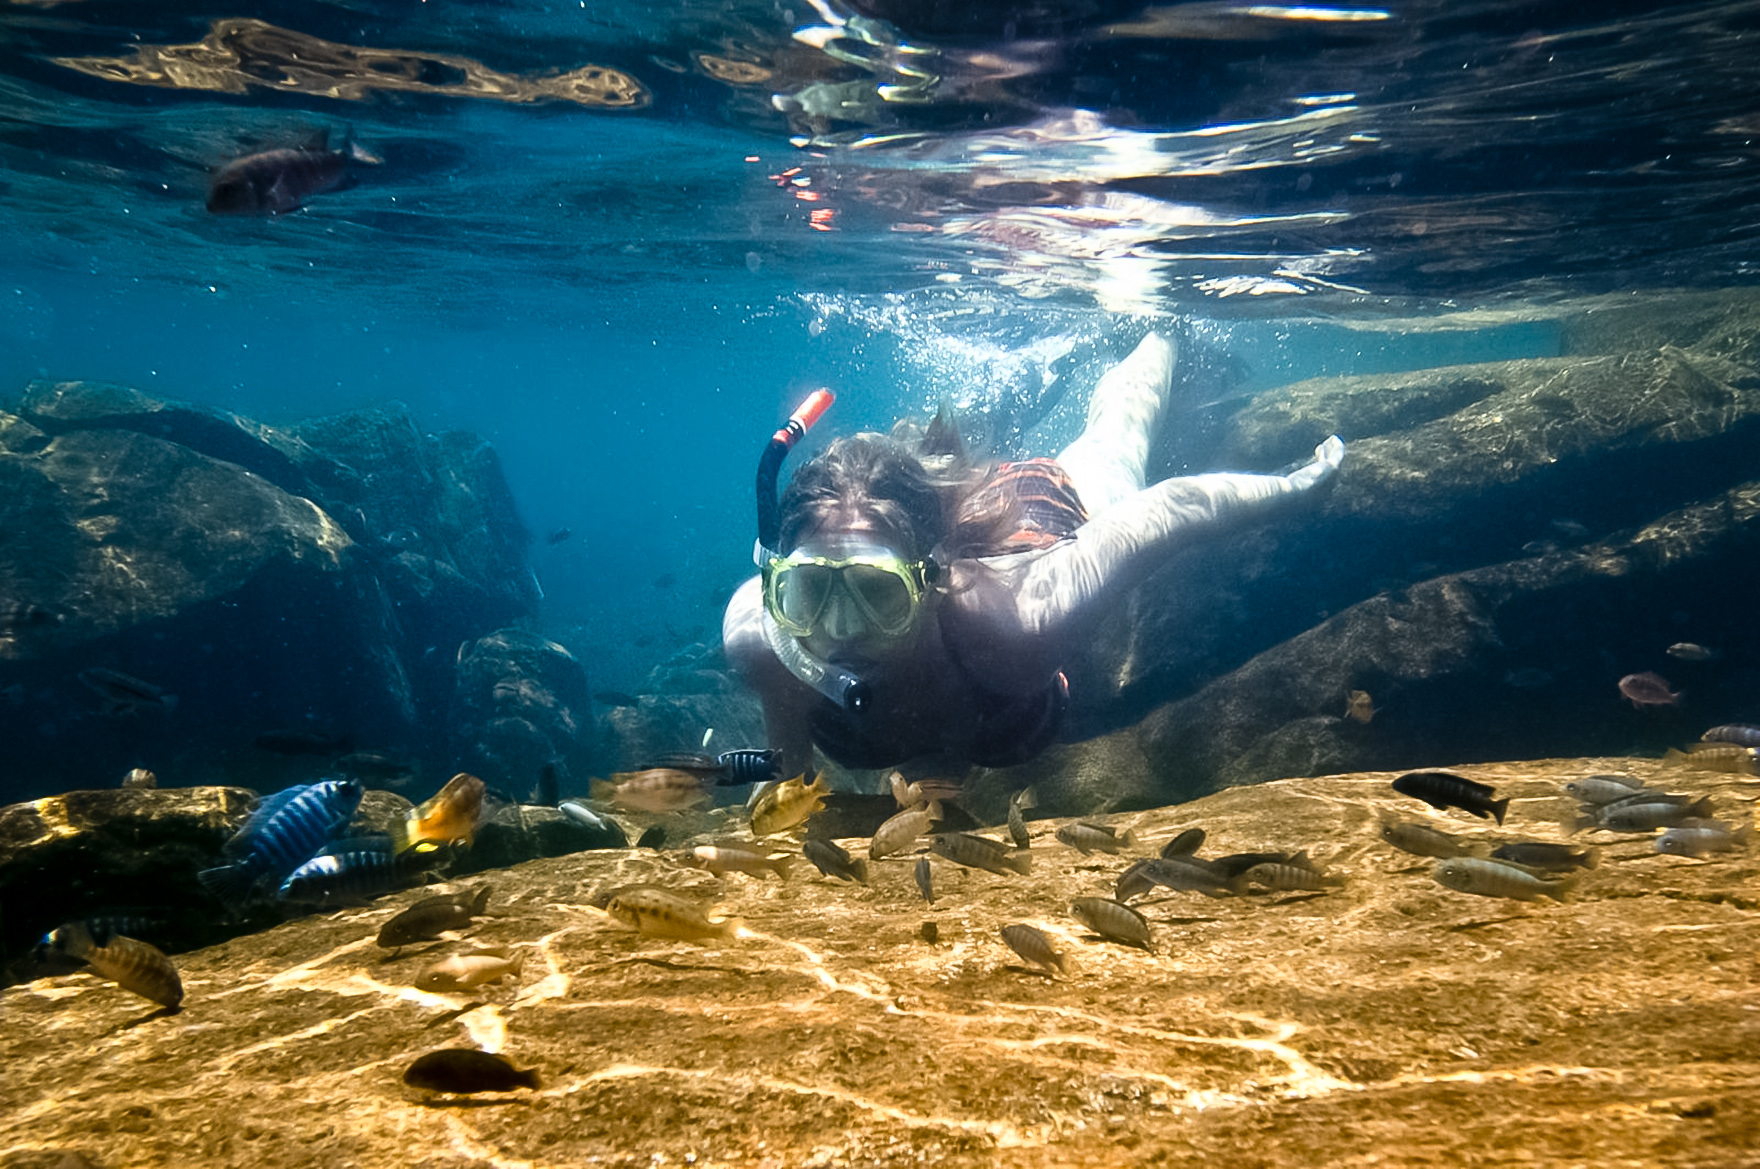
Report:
753,388,872,715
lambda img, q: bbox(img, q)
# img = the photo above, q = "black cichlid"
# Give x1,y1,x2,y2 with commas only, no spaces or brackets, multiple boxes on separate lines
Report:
1391,770,1510,824
207,129,381,215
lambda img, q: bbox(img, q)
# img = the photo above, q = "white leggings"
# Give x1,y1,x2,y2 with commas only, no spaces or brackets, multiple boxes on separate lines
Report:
1054,332,1175,518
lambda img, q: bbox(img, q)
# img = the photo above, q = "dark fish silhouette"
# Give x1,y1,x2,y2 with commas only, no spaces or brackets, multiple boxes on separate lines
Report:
545,526,573,545
1391,770,1510,824
78,667,177,716
207,129,381,215
403,1049,540,1094
376,885,492,949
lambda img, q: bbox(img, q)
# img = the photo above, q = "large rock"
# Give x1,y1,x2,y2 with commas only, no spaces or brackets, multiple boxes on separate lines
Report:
0,756,1752,1166
0,384,542,802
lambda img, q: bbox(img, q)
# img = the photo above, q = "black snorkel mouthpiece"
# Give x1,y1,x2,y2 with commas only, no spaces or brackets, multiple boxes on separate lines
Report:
756,388,835,560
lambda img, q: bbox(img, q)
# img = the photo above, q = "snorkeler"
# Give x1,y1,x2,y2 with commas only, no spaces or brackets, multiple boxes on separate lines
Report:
722,332,1344,777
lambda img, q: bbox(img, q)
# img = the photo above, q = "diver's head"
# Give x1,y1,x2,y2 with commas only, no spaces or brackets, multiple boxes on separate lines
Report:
769,434,949,659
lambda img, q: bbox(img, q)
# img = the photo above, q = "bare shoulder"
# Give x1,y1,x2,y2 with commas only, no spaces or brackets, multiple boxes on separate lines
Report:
722,576,768,667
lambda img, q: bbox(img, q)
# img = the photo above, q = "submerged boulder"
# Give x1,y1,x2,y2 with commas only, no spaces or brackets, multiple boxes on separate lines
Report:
0,383,542,803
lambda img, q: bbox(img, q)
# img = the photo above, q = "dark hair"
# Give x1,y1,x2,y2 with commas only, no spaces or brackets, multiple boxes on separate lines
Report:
777,406,1020,563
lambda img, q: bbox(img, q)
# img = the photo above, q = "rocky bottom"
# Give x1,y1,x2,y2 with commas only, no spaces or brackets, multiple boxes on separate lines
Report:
3,757,1756,1168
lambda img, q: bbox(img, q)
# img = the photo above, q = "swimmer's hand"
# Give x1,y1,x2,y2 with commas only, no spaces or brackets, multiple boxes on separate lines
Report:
1286,435,1344,492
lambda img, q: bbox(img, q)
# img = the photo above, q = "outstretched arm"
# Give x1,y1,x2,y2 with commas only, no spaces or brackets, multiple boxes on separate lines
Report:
1003,435,1344,642
723,577,819,778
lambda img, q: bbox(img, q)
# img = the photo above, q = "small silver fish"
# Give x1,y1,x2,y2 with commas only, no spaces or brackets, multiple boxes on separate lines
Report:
1069,897,1154,952
1564,776,1652,805
684,843,793,880
999,924,1066,975
1656,819,1752,857
1433,858,1579,903
1666,642,1721,662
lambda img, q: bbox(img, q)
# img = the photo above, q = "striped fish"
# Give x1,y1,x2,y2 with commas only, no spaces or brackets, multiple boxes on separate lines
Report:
279,834,413,905
199,779,363,907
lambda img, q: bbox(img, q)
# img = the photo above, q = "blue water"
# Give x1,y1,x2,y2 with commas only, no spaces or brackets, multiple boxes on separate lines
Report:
2,0,1756,691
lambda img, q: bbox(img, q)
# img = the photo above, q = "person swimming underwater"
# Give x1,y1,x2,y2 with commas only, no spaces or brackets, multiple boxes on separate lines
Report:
722,332,1344,777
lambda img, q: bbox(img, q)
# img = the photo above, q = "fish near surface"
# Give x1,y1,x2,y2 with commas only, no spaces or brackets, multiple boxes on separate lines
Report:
999,923,1066,975
749,771,830,836
199,778,364,907
403,1048,541,1093
1391,770,1510,824
591,769,710,813
415,948,525,992
49,921,183,1008
392,772,486,855
207,129,382,215
1069,897,1154,952
377,885,492,948
1433,858,1579,903
603,887,742,944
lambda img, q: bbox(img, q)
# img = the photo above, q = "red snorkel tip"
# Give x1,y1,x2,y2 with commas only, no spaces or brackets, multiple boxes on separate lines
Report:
773,388,834,447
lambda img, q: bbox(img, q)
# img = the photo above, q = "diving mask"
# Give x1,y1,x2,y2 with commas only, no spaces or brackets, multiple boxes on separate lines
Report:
762,545,939,640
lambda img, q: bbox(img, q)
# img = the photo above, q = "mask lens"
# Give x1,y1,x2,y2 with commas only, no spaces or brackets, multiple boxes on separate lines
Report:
773,563,835,633
844,563,917,633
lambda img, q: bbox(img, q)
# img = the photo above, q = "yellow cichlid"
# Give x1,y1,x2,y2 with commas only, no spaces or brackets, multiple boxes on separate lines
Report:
749,771,829,836
602,887,742,944
392,772,486,855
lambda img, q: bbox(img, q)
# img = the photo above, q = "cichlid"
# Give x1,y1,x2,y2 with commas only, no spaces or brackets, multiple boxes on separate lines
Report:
1380,820,1488,859
915,856,934,903
403,1048,540,1093
602,887,742,944
1433,857,1579,902
684,842,793,880
1391,770,1510,824
1235,861,1345,893
1619,671,1681,708
1159,828,1206,859
78,667,177,717
889,771,927,809
1006,786,1037,849
1577,795,1714,833
1069,897,1154,952
591,768,711,813
750,771,830,836
559,800,629,845
931,832,1032,876
414,948,525,992
1700,724,1760,747
1656,818,1752,857
48,921,183,1008
1490,841,1598,871
870,800,942,860
279,835,413,905
376,885,492,949
1664,744,1759,775
1115,859,1157,902
1133,856,1237,899
802,837,868,884
1564,776,1652,805
999,924,1067,975
207,129,381,215
199,778,364,907
1055,822,1139,856
392,772,487,855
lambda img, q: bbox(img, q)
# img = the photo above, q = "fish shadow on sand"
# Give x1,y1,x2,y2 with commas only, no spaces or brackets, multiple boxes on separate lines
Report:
412,1095,535,1109
999,963,1058,980
116,1004,182,1031
1444,914,1532,932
